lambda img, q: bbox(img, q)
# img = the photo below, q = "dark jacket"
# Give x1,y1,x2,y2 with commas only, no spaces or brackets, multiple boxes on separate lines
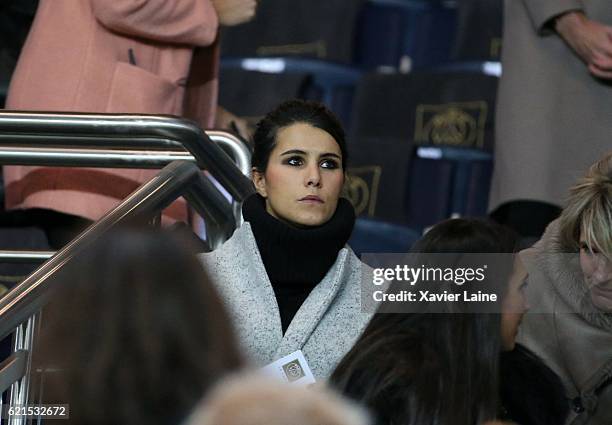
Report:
500,344,569,425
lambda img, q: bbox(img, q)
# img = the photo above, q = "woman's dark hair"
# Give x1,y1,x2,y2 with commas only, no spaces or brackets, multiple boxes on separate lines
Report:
331,218,518,425
251,99,347,172
35,229,243,425
411,218,518,254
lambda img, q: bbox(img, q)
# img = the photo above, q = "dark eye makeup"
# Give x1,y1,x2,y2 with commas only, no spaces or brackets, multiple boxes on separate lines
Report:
282,155,341,170
284,156,304,166
320,158,340,169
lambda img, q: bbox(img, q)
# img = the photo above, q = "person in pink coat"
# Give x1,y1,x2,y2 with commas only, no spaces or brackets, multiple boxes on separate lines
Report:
2,0,256,246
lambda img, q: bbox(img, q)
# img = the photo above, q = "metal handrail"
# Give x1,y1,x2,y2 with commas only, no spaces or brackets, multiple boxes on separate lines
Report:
0,251,54,263
0,143,244,238
0,132,251,177
0,146,195,168
0,112,255,239
0,161,230,341
0,111,253,201
0,113,254,416
205,130,252,179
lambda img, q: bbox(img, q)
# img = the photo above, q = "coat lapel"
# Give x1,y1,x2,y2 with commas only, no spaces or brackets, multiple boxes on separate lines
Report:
274,248,350,358
215,224,283,363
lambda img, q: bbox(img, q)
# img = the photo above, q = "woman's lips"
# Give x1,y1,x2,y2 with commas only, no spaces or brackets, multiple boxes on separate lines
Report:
299,195,323,203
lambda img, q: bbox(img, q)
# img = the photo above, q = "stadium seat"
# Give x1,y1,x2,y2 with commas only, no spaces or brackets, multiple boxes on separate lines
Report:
219,57,362,127
218,64,311,120
353,0,458,71
350,70,498,150
348,217,420,258
411,146,493,225
349,69,498,229
219,0,365,64
346,138,414,225
405,153,454,229
451,0,503,62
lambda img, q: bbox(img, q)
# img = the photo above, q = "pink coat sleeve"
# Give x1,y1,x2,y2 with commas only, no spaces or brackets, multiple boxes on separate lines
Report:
91,0,219,46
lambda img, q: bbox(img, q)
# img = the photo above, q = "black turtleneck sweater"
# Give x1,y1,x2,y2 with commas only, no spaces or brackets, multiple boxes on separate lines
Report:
242,194,355,333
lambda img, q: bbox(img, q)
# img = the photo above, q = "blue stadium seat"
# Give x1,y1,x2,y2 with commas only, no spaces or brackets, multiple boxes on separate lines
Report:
348,70,498,149
410,146,493,226
348,69,498,230
348,217,420,258
405,153,454,229
346,138,414,225
354,0,458,70
220,57,362,127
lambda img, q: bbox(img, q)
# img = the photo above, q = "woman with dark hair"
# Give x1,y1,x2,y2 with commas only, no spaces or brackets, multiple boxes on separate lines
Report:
36,229,243,425
330,218,568,425
200,99,372,379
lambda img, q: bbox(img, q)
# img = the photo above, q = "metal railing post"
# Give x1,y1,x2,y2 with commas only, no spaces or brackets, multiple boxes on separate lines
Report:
7,314,37,425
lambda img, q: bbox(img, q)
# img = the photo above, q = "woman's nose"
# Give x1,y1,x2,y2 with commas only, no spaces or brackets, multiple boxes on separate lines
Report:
305,165,321,187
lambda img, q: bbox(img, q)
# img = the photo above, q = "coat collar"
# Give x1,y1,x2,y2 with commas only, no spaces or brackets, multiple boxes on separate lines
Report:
528,219,612,332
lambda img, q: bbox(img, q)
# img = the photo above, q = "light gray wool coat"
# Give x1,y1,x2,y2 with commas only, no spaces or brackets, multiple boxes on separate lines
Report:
199,223,374,379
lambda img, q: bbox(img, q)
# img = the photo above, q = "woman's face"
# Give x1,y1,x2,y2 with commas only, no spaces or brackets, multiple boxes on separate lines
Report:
253,122,344,227
500,256,529,351
579,229,612,311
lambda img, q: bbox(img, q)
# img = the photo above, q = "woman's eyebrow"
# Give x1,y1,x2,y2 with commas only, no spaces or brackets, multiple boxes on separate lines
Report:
280,149,306,156
279,150,342,160
319,152,342,159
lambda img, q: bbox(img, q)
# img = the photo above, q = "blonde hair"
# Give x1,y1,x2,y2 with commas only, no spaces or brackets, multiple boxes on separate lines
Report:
187,374,370,425
558,152,612,259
